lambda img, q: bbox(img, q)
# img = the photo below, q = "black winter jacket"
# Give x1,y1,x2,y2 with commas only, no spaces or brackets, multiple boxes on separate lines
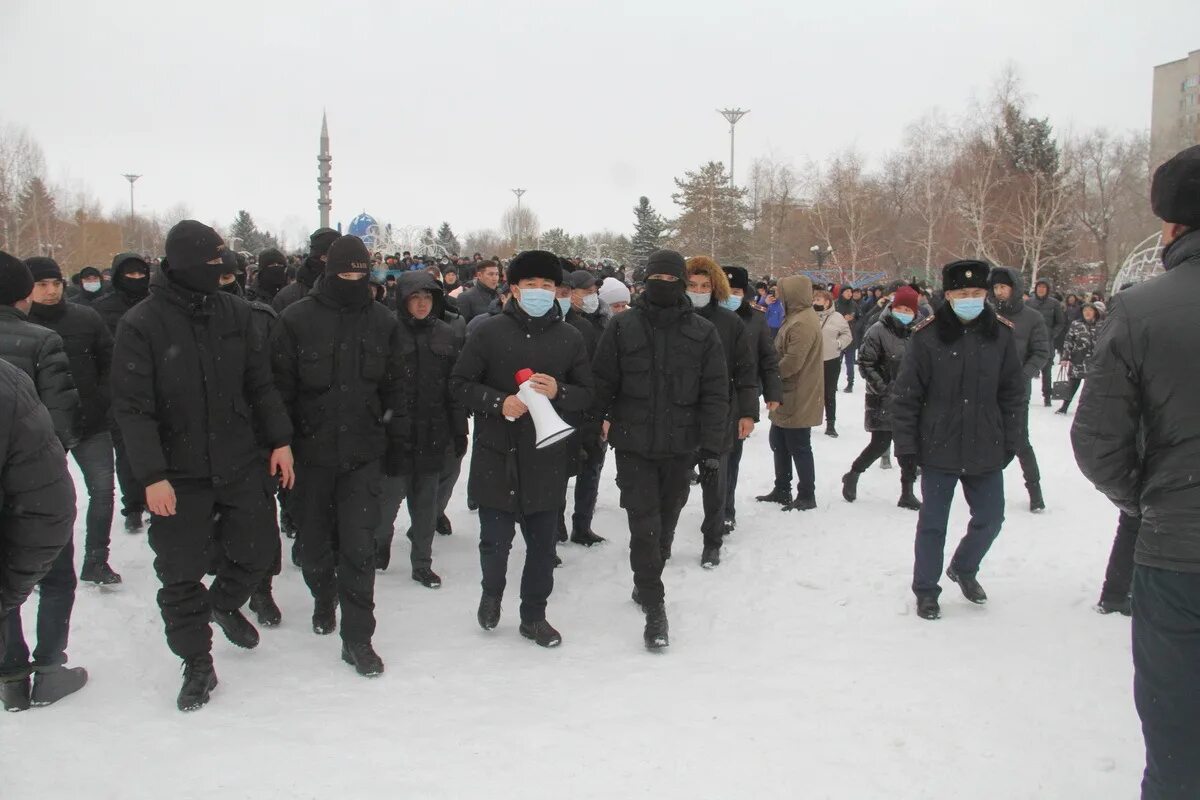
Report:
29,299,113,439
112,271,293,488
449,301,594,515
91,253,150,337
1028,284,1067,350
0,306,80,449
857,311,912,432
990,267,1053,384
891,302,1026,475
456,283,499,323
271,282,407,471
591,295,729,459
0,360,75,616
1072,230,1200,572
736,300,783,416
393,273,467,474
696,302,759,452
564,305,609,451
271,256,323,313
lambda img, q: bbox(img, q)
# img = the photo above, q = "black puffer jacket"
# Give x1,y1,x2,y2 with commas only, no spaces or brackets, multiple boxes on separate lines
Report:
591,294,729,459
564,304,609,450
0,360,75,616
857,310,912,432
112,270,293,487
735,299,782,417
1028,281,1068,351
695,302,759,452
271,255,323,313
449,301,594,515
393,273,466,474
1060,306,1102,379
29,299,113,439
1072,229,1200,572
91,253,150,337
456,282,499,322
271,281,407,471
0,306,80,449
990,266,1053,385
891,302,1025,475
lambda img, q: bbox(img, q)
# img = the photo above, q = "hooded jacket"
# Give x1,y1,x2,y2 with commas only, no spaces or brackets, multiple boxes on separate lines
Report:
0,305,80,449
1028,280,1067,350
989,266,1052,385
768,276,824,429
91,252,150,336
271,255,323,313
735,299,782,417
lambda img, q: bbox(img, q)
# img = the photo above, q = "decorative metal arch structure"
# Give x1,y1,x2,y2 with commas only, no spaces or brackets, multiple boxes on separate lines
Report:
1111,232,1163,293
364,224,451,260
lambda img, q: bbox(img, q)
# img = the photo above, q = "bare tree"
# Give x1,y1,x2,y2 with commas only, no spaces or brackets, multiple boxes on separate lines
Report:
898,112,957,282
809,149,885,282
1013,168,1073,284
0,121,47,253
501,205,540,251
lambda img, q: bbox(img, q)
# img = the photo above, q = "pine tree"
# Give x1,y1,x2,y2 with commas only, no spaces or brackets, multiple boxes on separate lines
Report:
669,163,749,265
630,196,665,268
228,210,279,252
539,228,573,256
16,177,57,256
435,222,460,256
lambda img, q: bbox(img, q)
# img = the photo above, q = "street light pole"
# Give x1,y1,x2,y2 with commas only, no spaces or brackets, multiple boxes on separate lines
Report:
717,109,749,188
511,188,526,251
122,173,140,249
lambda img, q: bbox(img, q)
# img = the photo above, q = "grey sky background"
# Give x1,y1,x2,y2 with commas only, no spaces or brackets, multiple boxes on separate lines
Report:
2,0,1194,249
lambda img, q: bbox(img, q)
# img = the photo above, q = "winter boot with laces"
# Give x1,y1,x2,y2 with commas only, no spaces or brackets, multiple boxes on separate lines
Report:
249,580,282,627
897,481,922,510
342,641,385,677
842,471,861,502
643,603,669,650
80,552,122,585
177,655,217,712
211,608,260,649
30,665,88,707
756,487,792,505
477,593,502,631
519,619,562,648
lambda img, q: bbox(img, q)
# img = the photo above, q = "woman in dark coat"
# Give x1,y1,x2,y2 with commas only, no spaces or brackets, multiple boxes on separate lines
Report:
1056,302,1103,413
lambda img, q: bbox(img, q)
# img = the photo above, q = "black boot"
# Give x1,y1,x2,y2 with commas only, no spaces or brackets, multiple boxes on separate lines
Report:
177,655,217,712
1,675,31,712
785,494,817,511
342,641,385,677
477,593,502,631
897,481,922,510
557,514,568,543
1043,397,1052,407
80,552,122,585
631,586,644,608
723,517,736,534
1055,406,1069,415
755,487,792,505
644,603,669,650
436,514,453,536
124,512,143,533
375,538,392,571
843,383,853,394
280,509,298,539
519,619,562,648
411,566,442,589
249,582,282,627
312,597,337,635
824,422,838,438
211,608,260,649
842,471,860,502
1028,483,1046,513
947,565,988,604
701,546,720,569
570,527,606,546
916,595,941,620
1097,595,1132,616
30,665,88,707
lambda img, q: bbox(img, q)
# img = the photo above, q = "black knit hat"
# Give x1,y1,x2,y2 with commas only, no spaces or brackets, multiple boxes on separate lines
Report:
506,250,563,286
942,259,991,291
988,269,1014,289
325,235,372,276
645,249,686,280
1152,145,1200,227
24,256,63,282
258,248,287,270
723,266,749,291
165,220,225,273
309,227,340,258
0,250,34,306
79,266,102,281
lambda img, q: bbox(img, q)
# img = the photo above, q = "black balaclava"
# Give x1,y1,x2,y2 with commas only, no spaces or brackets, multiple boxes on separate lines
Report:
642,249,687,307
321,235,372,308
164,220,225,294
112,256,150,302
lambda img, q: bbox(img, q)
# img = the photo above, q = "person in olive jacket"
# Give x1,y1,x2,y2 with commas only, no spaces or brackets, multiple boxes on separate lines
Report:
891,260,1025,622
112,221,295,712
591,249,728,650
0,360,78,712
272,235,406,678
374,271,466,589
449,250,594,650
1072,145,1200,798
26,257,121,586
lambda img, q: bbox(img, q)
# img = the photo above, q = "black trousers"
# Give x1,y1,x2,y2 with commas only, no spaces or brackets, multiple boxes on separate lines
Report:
1100,512,1140,603
699,451,730,550
571,439,607,532
478,507,557,623
851,431,916,483
1059,377,1084,410
110,422,145,517
291,461,381,644
1014,401,1041,487
1132,565,1200,799
614,451,692,607
823,357,841,424
72,431,115,558
147,468,277,660
437,449,464,518
843,346,856,387
375,469,441,569
1039,363,1054,403
1,538,76,676
770,424,815,499
725,437,745,522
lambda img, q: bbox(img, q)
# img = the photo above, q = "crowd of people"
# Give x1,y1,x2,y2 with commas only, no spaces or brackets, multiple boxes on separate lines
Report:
1,145,1198,797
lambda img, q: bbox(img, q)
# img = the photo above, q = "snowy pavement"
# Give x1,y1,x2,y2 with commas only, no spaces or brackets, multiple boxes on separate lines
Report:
4,388,1141,799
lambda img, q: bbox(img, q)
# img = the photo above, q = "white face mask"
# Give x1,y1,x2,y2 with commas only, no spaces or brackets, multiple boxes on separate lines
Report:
581,294,600,314
83,280,102,293
687,291,711,308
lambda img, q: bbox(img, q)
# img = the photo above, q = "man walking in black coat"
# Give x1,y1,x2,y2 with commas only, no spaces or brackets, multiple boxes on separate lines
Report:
591,250,728,649
271,227,338,313
1072,145,1200,799
112,221,295,711
92,252,151,533
0,360,79,712
1027,278,1066,406
891,260,1025,621
374,271,465,588
455,259,501,322
272,235,406,676
449,251,594,648
27,257,121,585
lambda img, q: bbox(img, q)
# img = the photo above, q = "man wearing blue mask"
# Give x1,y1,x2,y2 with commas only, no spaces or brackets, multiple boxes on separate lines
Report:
449,250,594,649
891,260,1025,621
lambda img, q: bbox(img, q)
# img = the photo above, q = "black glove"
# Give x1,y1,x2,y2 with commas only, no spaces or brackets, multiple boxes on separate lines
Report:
454,435,469,459
897,454,919,474
697,451,721,488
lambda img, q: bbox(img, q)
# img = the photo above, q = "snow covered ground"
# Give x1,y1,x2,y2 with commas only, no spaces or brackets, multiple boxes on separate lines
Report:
4,388,1142,800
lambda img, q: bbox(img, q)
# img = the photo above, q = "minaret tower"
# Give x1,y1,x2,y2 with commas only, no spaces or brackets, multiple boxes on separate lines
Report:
318,112,332,228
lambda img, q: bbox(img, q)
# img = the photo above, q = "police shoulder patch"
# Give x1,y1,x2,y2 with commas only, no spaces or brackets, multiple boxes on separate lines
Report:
912,316,935,333
996,314,1015,329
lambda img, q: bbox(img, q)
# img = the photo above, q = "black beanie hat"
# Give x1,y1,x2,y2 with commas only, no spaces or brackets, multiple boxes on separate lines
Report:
0,250,35,306
1151,145,1200,227
723,265,749,291
258,247,287,270
325,235,372,276
506,250,564,285
942,259,991,291
645,249,686,280
165,220,224,273
988,270,1014,289
309,227,340,258
79,266,102,281
24,256,63,282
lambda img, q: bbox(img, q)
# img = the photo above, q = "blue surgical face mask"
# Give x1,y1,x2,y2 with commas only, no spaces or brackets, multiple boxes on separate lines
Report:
721,295,743,312
892,310,915,326
517,287,555,318
687,291,711,308
581,294,600,315
951,297,985,321
557,297,571,316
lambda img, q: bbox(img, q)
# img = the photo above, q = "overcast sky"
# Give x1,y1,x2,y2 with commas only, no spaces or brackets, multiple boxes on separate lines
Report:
2,0,1194,249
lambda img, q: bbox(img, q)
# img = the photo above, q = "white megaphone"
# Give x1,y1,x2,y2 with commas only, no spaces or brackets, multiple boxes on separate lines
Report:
506,368,575,449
